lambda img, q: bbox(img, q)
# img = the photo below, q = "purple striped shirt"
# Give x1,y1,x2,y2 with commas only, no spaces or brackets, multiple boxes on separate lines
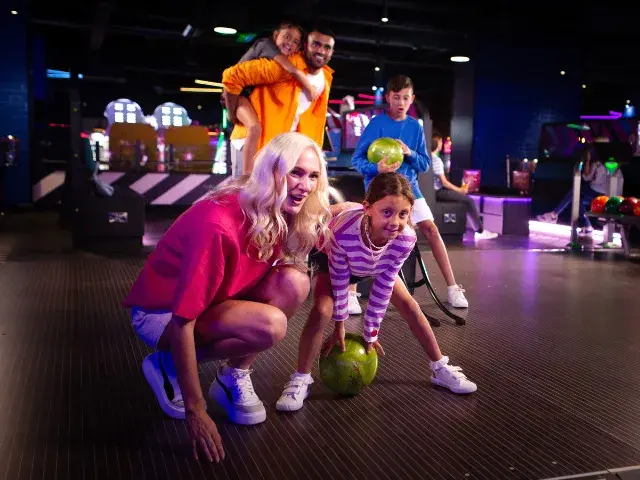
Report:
328,207,417,343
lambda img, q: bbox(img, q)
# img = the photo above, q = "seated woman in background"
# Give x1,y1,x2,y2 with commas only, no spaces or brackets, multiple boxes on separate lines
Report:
537,145,615,235
431,133,497,240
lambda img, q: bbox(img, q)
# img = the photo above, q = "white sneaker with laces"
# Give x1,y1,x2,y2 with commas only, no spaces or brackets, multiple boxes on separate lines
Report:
347,290,362,315
142,351,187,419
430,356,477,394
447,284,469,308
474,230,498,240
536,211,558,223
276,373,314,412
209,365,266,425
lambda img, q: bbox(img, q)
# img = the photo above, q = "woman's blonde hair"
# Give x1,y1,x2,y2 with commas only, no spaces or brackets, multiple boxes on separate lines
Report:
209,132,332,270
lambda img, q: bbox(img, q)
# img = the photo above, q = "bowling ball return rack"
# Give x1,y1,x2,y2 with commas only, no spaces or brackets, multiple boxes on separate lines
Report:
585,212,640,259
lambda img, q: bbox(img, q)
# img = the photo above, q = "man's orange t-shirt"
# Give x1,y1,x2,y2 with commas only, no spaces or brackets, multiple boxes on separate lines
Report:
222,52,333,150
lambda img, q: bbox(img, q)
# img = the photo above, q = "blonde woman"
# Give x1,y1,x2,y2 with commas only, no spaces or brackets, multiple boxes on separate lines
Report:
123,132,332,463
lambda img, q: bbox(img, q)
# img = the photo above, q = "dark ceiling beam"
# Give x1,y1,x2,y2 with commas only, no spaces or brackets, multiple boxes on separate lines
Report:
89,1,112,52
332,52,450,69
343,0,475,13
33,17,454,56
335,34,447,52
319,15,461,36
33,18,184,40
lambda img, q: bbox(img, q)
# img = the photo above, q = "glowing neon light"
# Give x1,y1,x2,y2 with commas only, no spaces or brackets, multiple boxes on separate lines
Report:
566,123,590,131
604,161,619,175
579,111,622,120
528,221,621,241
328,100,374,105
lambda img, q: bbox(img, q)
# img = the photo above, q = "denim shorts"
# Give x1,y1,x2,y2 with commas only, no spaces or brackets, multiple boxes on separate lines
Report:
130,307,172,349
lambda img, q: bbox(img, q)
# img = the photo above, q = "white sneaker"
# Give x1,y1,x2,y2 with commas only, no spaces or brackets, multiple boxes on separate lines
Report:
474,230,498,240
536,212,558,223
347,290,362,315
142,351,186,419
430,356,477,394
209,365,266,425
276,373,314,412
447,285,469,308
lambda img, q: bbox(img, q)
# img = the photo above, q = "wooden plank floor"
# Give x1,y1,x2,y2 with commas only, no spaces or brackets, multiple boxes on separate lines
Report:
1,214,639,479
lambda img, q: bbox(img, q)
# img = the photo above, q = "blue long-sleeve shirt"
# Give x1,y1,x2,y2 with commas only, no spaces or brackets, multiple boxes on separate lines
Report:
351,112,431,199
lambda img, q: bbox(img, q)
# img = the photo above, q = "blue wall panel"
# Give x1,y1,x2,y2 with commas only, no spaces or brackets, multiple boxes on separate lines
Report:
473,40,580,187
1,5,31,206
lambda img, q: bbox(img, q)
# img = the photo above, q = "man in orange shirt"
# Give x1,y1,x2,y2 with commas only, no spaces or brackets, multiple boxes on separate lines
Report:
222,27,335,176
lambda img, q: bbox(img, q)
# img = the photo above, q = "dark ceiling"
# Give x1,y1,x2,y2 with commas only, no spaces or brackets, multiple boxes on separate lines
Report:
27,0,638,122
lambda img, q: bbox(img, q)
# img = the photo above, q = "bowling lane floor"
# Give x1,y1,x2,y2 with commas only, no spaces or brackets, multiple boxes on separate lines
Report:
1,213,640,480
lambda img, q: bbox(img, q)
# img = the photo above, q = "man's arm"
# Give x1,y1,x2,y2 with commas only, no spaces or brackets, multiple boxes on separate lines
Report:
432,155,465,193
438,173,467,194
222,58,292,95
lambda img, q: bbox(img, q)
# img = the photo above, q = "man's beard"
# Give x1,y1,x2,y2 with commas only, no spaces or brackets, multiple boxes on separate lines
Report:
306,51,326,69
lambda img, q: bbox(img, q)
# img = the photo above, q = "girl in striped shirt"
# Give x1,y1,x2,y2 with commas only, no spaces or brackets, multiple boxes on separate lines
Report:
277,173,477,412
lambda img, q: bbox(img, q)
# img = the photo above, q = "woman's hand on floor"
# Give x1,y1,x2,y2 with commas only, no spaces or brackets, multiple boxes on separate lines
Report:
186,408,225,463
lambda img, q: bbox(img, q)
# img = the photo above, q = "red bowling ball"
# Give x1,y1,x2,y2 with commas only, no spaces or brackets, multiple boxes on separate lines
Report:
635,201,640,216
591,195,609,213
619,197,638,215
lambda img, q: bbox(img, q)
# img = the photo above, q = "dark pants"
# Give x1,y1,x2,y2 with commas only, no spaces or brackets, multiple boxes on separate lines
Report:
309,249,372,285
553,183,599,228
435,188,484,232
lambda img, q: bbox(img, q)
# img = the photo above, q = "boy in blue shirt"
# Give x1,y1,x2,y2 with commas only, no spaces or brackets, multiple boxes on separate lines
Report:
351,75,468,309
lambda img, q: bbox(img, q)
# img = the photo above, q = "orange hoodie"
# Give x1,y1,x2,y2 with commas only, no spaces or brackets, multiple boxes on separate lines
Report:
222,52,333,150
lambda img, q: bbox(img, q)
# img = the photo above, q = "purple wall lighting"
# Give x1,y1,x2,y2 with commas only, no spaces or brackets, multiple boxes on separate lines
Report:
579,111,622,120
469,195,532,204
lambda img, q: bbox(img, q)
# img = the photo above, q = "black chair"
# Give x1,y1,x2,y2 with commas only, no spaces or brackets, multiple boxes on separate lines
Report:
418,168,467,238
65,139,146,252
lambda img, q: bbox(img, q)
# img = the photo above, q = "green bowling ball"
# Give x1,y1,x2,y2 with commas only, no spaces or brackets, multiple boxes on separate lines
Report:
319,333,378,396
604,196,624,214
367,137,404,166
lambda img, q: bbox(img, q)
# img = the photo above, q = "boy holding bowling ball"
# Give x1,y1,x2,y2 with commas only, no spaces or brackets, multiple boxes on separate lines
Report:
350,74,469,311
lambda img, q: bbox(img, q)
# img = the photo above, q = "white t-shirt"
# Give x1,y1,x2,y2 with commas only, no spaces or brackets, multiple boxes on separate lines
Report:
290,70,326,132
583,163,607,194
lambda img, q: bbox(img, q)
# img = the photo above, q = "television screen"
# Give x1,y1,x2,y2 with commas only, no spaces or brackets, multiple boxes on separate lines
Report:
341,105,422,153
341,108,383,152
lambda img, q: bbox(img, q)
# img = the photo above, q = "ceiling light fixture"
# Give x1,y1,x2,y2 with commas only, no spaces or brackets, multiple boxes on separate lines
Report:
180,87,223,93
195,79,224,87
381,17,388,22
375,66,380,71
10,9,18,14
450,56,470,63
214,26,237,35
